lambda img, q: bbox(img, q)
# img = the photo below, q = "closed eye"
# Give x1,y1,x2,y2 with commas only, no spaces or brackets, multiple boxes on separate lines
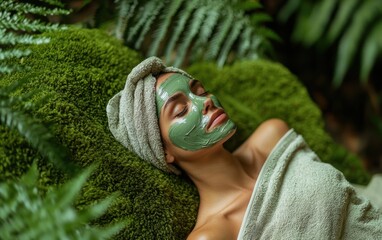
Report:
199,91,209,97
175,106,188,118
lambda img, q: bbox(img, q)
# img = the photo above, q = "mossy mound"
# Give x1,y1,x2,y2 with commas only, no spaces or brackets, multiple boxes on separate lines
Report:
0,28,370,239
187,62,369,184
0,28,198,239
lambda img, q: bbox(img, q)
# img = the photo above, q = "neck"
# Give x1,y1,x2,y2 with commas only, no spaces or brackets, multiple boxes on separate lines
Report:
178,146,254,206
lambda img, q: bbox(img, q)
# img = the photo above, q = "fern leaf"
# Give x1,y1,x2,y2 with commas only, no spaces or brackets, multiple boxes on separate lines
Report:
0,89,77,174
115,0,138,40
0,49,31,60
250,13,272,25
0,0,70,16
189,4,222,62
206,8,234,60
361,20,382,83
334,0,380,86
278,0,302,22
236,26,252,58
126,0,157,43
302,0,336,46
0,11,65,32
148,0,184,57
173,6,207,67
248,34,262,59
217,18,244,66
326,0,359,44
39,0,66,8
0,164,123,239
0,30,50,45
53,164,95,209
164,1,198,61
0,64,24,74
234,1,262,12
134,0,165,49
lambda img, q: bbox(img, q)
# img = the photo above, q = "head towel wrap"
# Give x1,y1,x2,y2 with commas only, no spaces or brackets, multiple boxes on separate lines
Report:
106,57,193,174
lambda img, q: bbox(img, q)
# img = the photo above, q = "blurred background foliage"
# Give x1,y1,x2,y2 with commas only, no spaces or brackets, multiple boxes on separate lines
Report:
1,0,382,237
261,0,382,173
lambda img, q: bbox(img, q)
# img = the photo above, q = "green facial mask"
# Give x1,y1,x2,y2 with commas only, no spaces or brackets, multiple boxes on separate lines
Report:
156,74,236,151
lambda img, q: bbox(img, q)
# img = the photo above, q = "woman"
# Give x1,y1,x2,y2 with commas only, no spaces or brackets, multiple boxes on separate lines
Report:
107,57,382,239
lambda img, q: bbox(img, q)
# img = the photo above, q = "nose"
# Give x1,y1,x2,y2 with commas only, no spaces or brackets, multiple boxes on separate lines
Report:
202,97,215,115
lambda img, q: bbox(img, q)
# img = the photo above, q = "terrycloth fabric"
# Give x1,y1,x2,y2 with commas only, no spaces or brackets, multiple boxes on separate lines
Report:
238,129,382,240
353,174,382,210
106,57,192,174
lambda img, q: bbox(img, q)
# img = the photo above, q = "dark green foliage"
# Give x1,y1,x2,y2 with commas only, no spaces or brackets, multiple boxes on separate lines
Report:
0,28,198,239
115,0,278,67
0,163,123,239
278,0,382,86
187,60,370,184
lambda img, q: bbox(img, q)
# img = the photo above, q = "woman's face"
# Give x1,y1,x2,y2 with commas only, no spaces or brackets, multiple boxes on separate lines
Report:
156,73,236,155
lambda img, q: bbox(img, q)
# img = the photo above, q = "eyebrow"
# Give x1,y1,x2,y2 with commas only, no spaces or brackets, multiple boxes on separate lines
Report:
163,92,183,113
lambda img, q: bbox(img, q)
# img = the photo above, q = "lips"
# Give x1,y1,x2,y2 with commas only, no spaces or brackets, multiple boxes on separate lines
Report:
206,109,228,131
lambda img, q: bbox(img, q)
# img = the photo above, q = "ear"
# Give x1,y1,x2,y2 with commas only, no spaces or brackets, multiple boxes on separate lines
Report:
164,150,175,164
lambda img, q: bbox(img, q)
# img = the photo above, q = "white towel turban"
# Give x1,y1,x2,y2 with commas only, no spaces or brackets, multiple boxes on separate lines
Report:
106,57,193,174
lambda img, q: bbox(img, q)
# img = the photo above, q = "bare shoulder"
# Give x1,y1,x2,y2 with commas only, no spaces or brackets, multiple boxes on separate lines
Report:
247,118,290,162
187,220,233,240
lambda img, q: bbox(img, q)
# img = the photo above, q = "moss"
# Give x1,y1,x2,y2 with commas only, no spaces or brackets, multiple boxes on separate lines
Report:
187,61,370,184
0,28,198,239
0,27,370,239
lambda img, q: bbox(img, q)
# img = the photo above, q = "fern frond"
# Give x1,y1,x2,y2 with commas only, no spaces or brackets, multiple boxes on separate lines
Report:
173,6,207,67
39,0,66,8
148,0,184,57
302,0,336,46
0,30,50,45
217,18,244,67
0,81,77,174
361,20,382,83
237,26,252,58
248,34,261,59
334,0,380,86
206,8,234,60
115,0,138,40
166,1,200,61
326,0,358,43
280,0,382,86
134,0,165,49
0,163,123,239
0,49,31,60
118,0,275,66
189,4,222,62
0,64,24,74
0,11,65,32
0,0,70,16
278,0,302,22
126,0,157,43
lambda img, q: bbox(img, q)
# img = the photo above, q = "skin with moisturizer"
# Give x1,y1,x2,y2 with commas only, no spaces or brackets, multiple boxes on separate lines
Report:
156,74,236,151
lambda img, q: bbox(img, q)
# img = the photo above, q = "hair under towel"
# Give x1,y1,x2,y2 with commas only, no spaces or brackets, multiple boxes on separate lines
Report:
106,56,193,174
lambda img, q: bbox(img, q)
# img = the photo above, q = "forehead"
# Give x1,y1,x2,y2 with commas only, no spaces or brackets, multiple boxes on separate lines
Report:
156,73,190,90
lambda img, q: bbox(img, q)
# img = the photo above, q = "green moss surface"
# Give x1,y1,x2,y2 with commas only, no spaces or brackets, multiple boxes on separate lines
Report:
187,61,370,184
0,28,370,239
0,28,198,239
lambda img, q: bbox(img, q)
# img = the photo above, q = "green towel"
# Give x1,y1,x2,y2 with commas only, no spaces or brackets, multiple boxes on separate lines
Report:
238,129,382,239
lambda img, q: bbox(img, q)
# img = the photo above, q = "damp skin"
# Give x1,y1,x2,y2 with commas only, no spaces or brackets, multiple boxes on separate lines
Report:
156,74,236,151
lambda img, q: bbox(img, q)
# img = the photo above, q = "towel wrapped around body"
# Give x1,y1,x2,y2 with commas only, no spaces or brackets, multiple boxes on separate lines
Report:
238,129,382,240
